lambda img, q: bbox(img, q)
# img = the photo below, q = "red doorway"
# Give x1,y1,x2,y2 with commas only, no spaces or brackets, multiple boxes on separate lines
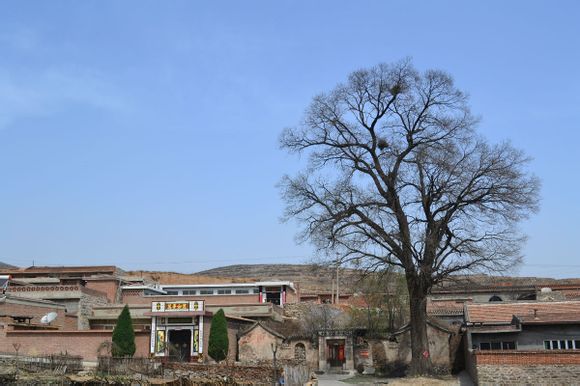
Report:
327,339,346,367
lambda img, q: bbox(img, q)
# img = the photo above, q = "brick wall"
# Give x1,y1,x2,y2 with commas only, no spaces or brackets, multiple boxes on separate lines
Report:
472,351,580,385
476,350,580,365
85,279,119,303
0,299,66,329
1,330,150,361
64,314,78,330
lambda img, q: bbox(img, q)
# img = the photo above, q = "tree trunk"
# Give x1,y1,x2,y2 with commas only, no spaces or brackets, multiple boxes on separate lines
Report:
407,276,433,375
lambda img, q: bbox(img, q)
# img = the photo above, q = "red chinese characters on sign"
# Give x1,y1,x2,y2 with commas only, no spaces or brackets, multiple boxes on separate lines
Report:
165,302,189,311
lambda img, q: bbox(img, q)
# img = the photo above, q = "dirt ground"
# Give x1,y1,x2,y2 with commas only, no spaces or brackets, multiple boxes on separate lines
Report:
325,371,474,386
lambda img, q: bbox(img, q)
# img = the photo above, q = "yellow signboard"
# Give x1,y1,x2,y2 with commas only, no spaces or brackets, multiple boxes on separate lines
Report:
166,302,189,311
150,300,205,313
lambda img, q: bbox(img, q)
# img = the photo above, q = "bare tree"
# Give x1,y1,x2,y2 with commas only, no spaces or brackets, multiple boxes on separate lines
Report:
348,269,408,335
279,59,540,375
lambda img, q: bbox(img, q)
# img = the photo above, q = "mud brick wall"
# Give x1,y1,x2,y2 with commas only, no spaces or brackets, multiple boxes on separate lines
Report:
85,279,120,303
2,330,150,361
0,300,66,329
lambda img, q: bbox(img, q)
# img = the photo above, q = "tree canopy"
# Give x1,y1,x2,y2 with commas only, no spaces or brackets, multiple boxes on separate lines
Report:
280,59,540,374
112,304,136,357
208,308,229,362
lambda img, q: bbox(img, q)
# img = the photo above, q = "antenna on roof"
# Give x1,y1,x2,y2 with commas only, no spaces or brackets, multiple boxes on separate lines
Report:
40,312,58,325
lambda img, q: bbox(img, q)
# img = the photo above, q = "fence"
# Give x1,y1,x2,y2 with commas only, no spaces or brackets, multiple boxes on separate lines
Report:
97,356,164,376
0,352,83,374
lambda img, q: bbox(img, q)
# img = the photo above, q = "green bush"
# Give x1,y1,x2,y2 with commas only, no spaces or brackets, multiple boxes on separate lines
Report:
208,308,228,362
111,304,136,357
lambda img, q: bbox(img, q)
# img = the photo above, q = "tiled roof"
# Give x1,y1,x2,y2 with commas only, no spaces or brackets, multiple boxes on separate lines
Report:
466,301,580,323
427,299,468,316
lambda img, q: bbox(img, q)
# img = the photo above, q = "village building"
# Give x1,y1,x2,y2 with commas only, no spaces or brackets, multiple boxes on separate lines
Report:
7,263,580,382
0,265,299,362
464,300,580,384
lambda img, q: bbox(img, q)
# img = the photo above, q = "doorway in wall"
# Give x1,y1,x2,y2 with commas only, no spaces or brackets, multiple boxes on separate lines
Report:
168,329,191,362
327,339,346,367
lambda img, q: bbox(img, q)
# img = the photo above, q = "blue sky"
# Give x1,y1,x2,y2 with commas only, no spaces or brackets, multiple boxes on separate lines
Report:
0,1,578,277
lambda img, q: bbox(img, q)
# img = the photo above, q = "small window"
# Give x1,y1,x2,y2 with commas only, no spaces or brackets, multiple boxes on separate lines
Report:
217,289,232,295
235,289,250,294
575,340,580,349
199,289,214,295
545,341,551,350
480,342,491,350
490,342,501,350
552,340,559,349
165,290,178,295
568,340,574,349
502,341,516,350
183,290,197,295
489,295,503,302
294,343,306,361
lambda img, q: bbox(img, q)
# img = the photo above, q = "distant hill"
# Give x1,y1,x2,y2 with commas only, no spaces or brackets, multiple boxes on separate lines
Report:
124,270,256,285
0,261,17,269
121,263,580,297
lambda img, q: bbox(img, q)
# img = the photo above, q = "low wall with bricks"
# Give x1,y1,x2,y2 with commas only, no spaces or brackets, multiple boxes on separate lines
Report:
1,330,150,361
471,350,580,385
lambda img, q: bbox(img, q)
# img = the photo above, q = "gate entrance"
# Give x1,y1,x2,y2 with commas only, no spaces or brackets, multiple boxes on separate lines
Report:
168,329,191,361
327,339,346,367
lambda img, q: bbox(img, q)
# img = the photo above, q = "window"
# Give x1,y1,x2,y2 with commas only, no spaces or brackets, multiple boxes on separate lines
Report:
502,341,516,350
165,290,178,295
479,341,515,350
199,289,214,295
182,290,197,295
489,295,503,302
545,340,579,350
217,289,232,295
294,343,306,361
235,289,250,294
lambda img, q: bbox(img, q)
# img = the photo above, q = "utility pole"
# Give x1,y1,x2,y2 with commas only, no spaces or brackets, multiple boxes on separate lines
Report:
331,279,335,304
335,253,340,305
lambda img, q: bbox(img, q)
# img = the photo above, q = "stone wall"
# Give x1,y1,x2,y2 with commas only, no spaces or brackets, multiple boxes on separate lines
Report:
472,350,580,385
78,292,110,330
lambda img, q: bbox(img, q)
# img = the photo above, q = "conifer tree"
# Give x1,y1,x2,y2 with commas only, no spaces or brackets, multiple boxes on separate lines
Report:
208,308,228,362
112,304,136,357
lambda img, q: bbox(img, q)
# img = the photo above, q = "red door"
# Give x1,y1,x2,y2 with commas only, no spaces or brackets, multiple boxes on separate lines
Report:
338,345,345,361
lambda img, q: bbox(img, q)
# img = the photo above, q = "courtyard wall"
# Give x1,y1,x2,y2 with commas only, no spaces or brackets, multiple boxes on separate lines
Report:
469,350,580,385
